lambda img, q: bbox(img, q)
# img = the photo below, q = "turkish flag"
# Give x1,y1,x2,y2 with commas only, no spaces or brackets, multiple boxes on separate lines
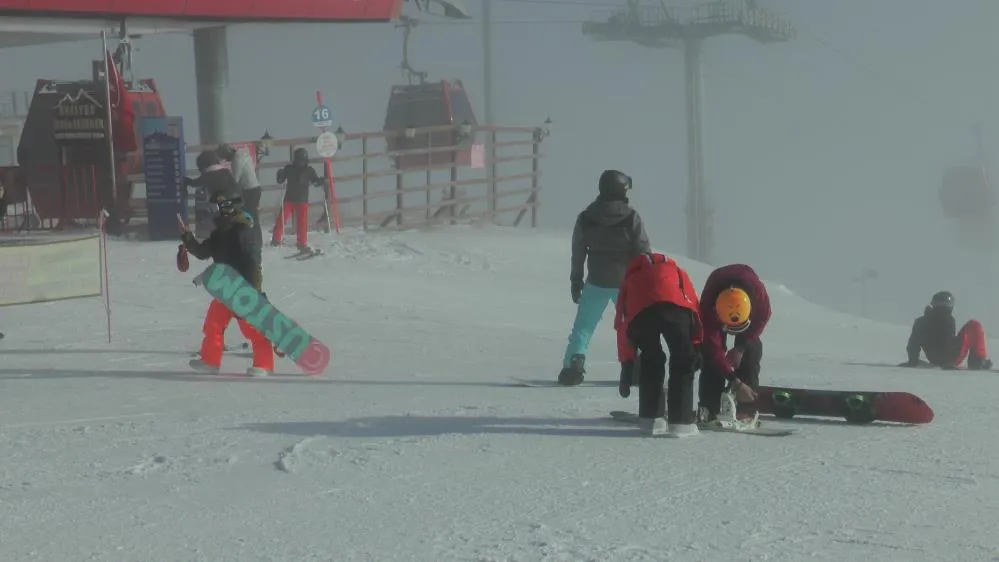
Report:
106,49,137,153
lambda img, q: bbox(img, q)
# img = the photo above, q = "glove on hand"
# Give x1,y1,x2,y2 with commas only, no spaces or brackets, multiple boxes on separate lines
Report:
618,361,635,398
570,281,583,304
726,347,744,369
176,244,189,272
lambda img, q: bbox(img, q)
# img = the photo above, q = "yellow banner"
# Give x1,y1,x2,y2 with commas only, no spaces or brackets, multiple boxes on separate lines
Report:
0,234,102,307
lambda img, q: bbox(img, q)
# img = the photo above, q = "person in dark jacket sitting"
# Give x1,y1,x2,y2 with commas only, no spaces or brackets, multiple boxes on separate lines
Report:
558,169,651,386
271,147,324,250
900,291,992,370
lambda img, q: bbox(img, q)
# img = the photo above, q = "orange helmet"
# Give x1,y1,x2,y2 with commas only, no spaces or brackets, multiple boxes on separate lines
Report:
715,287,751,333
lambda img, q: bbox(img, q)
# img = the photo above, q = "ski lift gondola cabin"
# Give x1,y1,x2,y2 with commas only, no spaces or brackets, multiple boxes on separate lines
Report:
382,79,478,171
17,75,165,226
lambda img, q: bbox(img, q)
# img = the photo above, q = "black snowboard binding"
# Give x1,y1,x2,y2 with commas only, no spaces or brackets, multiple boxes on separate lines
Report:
558,354,586,386
841,394,877,424
771,390,798,419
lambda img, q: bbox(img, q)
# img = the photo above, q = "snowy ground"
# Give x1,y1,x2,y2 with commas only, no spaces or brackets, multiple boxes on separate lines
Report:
1,225,998,562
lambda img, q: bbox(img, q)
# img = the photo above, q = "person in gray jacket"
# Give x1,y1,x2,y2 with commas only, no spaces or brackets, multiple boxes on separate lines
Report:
217,143,263,261
559,169,652,386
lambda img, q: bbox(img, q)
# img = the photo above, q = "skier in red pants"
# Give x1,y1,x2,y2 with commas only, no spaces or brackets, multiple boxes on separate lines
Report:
183,193,275,377
272,147,324,252
900,291,993,370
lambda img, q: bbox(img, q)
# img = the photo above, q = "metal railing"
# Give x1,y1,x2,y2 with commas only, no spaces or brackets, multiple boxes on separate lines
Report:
127,121,551,232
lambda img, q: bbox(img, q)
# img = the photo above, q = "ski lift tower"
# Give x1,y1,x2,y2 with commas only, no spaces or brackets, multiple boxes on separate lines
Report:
583,0,795,263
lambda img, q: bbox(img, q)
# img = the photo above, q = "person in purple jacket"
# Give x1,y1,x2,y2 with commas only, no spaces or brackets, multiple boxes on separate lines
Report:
696,263,772,424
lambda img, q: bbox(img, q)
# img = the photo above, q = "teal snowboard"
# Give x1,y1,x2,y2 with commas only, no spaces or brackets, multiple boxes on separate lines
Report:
195,262,331,376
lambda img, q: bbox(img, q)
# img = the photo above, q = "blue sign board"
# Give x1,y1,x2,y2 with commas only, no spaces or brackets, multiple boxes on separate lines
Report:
311,104,332,128
140,116,187,241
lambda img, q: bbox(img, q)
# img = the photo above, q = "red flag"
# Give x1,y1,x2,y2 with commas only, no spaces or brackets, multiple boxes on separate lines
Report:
106,49,137,152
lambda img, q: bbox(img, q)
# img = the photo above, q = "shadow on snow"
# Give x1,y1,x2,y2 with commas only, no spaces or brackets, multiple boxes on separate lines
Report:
240,415,631,439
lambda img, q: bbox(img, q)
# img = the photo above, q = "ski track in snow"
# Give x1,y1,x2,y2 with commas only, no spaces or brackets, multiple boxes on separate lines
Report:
1,226,998,561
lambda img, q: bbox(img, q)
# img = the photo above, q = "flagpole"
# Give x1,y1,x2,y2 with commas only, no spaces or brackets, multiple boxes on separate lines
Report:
101,30,118,204
101,29,116,344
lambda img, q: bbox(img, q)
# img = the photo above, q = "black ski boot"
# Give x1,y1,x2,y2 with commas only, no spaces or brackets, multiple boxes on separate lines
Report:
968,353,993,371
558,354,586,386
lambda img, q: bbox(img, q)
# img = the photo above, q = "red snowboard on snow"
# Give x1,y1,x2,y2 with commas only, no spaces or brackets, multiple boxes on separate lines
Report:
754,385,934,425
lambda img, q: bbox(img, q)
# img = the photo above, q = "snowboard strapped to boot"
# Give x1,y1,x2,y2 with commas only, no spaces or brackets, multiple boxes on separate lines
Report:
706,390,761,432
557,354,586,386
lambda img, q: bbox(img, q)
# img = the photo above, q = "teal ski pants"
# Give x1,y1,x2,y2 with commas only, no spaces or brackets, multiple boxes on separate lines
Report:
564,282,620,368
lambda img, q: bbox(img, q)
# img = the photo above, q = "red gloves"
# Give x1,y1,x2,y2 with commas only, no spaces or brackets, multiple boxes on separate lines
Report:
176,243,189,272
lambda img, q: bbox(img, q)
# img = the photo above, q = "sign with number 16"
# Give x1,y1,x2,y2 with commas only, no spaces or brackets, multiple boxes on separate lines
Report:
312,105,332,128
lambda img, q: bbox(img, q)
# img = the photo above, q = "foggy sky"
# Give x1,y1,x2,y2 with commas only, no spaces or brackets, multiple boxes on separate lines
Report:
2,0,999,337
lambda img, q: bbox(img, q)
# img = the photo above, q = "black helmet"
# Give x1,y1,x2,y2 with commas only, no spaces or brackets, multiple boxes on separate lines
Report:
208,192,242,219
930,291,954,310
293,147,310,166
196,150,221,173
598,169,632,199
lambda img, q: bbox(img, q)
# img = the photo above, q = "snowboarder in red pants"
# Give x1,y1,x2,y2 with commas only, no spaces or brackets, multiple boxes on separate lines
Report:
900,291,992,370
183,193,275,376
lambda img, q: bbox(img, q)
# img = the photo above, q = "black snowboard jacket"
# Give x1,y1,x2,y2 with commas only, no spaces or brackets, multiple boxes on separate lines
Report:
276,164,323,204
906,306,957,366
182,212,262,290
186,165,240,201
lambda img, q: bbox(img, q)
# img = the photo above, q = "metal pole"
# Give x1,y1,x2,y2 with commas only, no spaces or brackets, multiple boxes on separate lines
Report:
482,0,496,217
683,36,706,263
101,31,119,210
100,30,115,343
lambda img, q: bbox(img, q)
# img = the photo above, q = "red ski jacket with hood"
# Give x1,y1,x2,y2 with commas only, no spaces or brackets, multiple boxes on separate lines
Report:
614,253,702,362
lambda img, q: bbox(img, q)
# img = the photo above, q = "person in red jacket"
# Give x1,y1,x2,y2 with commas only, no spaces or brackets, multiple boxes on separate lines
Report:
615,252,703,437
697,264,771,425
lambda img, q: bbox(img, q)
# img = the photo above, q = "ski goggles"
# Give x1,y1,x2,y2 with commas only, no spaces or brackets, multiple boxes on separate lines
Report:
207,199,238,218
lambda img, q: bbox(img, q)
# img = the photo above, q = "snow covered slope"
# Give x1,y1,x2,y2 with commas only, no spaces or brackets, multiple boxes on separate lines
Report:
1,226,997,562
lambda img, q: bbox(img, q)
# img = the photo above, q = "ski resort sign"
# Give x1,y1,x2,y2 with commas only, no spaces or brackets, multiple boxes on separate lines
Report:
52,88,107,144
0,234,102,306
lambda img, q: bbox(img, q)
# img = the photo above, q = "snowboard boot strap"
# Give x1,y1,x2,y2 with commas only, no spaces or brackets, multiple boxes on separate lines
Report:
714,391,761,431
